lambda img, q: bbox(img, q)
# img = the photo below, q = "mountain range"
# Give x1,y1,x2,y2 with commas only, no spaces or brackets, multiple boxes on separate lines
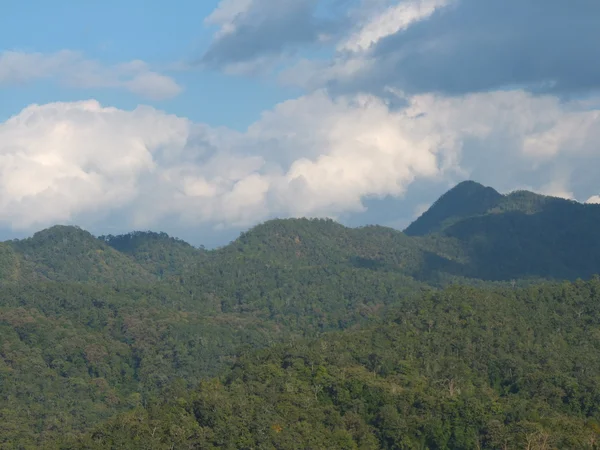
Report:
4,180,599,287
2,181,600,448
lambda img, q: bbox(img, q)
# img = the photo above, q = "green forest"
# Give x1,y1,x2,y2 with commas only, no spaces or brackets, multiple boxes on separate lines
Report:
2,181,600,449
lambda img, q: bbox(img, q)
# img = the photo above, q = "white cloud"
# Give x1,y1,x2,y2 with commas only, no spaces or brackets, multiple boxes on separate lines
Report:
123,71,183,101
339,0,451,53
538,180,574,200
0,100,188,228
205,0,254,38
0,50,78,84
1,89,599,233
0,51,182,100
587,196,600,204
280,0,451,91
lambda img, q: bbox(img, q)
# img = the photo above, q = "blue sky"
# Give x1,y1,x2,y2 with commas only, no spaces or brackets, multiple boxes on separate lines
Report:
2,0,600,246
0,0,300,129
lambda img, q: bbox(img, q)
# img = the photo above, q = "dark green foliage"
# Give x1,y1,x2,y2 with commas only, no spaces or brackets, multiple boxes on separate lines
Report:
9,226,154,285
100,231,206,279
0,281,282,448
71,279,600,449
406,181,600,282
0,242,32,282
405,180,503,236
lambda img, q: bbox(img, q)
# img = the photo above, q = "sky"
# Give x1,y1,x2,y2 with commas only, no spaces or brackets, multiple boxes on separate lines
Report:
2,0,600,246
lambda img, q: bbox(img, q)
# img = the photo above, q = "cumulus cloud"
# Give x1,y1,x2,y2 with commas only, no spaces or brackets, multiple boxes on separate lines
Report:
587,196,600,204
0,51,182,100
0,100,188,228
1,90,600,234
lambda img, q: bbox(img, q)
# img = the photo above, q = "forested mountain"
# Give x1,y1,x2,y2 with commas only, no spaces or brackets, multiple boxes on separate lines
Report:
0,242,31,282
407,181,600,281
404,181,504,236
2,180,600,448
7,226,155,284
100,231,206,279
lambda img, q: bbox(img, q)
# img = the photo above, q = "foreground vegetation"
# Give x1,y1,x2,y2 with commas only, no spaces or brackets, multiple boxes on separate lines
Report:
70,280,600,449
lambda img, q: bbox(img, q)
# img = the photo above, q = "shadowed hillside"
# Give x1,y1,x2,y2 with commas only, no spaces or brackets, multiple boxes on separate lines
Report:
100,231,206,279
405,181,503,236
406,181,600,281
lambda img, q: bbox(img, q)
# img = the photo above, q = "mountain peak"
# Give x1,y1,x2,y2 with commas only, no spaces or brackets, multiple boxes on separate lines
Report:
405,181,502,236
9,225,154,284
13,225,101,251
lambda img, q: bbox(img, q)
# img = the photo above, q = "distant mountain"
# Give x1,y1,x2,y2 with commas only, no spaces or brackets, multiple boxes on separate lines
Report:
224,218,430,271
8,225,154,284
180,218,434,321
406,181,600,281
6,180,600,287
405,181,503,236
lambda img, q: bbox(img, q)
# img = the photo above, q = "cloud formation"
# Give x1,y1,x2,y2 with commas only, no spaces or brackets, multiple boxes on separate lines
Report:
0,51,182,100
201,0,345,72
279,0,600,97
1,90,599,234
338,0,449,53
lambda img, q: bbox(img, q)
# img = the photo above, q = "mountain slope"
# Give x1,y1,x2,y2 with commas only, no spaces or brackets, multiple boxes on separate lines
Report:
70,279,600,449
223,218,439,271
100,231,205,279
0,242,33,282
406,182,600,281
8,225,154,284
180,218,458,324
405,181,503,236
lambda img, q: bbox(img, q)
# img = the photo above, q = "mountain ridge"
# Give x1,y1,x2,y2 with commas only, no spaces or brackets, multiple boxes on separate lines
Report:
3,181,600,286
8,225,155,284
404,180,503,236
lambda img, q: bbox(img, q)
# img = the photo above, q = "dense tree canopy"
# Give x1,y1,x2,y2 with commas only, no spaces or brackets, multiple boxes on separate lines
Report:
69,280,600,449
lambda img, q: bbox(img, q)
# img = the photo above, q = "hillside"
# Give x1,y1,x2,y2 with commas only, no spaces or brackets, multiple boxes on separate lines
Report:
0,223,438,447
70,279,600,449
407,181,600,281
208,217,460,278
0,280,284,447
8,226,155,284
179,218,449,328
405,181,504,236
0,242,33,282
100,231,206,279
